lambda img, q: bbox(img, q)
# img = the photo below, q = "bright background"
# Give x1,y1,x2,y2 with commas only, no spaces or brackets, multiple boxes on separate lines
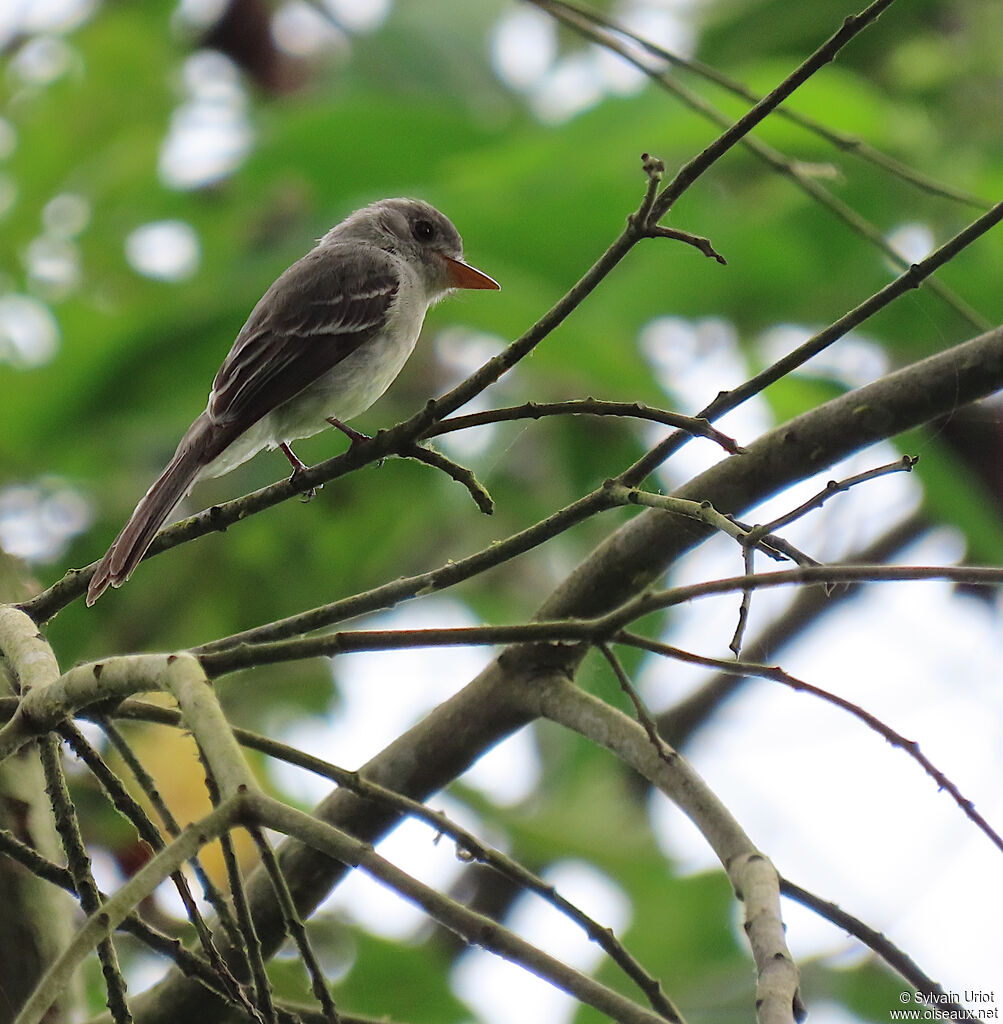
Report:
2,1,1002,1021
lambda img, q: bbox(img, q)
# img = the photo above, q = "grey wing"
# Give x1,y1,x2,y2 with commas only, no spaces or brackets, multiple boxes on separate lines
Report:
208,244,399,429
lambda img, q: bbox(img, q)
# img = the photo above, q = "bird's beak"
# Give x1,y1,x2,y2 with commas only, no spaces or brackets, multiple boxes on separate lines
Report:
441,254,500,290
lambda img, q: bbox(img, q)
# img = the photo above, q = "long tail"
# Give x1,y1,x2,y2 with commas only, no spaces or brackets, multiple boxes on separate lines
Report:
86,414,223,605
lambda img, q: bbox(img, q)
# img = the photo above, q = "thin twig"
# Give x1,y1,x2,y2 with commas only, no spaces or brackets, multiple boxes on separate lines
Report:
742,455,918,547
620,563,1003,617
605,483,787,561
598,644,675,765
398,442,493,514
644,224,726,263
730,542,755,656
725,522,821,569
619,632,1003,856
98,717,247,957
38,734,134,1024
534,0,989,209
61,719,253,1013
427,399,743,454
727,455,917,651
778,877,984,1022
249,826,341,1024
0,823,75,889
88,700,684,1022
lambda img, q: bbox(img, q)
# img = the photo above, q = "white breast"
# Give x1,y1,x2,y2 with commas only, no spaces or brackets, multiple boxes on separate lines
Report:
202,255,432,480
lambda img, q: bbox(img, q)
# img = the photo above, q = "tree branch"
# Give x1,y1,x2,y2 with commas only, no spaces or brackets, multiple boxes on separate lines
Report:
619,633,1003,856
427,399,742,454
534,0,989,209
530,673,805,1024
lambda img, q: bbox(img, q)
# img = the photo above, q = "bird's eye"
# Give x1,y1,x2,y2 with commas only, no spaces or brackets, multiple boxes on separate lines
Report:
412,218,435,242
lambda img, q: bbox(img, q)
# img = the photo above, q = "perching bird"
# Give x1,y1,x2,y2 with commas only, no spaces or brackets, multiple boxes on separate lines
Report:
86,198,499,605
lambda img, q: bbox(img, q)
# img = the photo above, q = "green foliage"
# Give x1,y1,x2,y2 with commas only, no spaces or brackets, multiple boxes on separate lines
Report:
3,2,1002,1022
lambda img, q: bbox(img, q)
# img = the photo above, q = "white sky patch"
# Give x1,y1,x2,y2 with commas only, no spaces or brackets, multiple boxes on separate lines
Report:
322,794,492,941
25,234,81,298
0,293,60,367
8,34,79,86
4,0,97,35
638,315,745,412
433,326,509,459
529,51,606,124
321,0,391,34
158,50,254,190
271,1,348,58
592,40,649,96
490,5,557,91
620,1,698,57
268,599,540,806
0,478,92,563
646,525,1003,996
23,193,91,299
591,3,697,95
757,322,890,388
452,859,631,1024
491,1,701,120
125,219,200,281
42,192,90,237
885,221,935,266
637,315,774,487
0,0,96,55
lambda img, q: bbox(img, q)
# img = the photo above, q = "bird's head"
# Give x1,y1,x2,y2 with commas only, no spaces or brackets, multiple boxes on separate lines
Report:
325,198,499,297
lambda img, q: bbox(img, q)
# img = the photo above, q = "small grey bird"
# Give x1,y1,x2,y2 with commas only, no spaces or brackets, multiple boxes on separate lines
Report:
86,198,499,605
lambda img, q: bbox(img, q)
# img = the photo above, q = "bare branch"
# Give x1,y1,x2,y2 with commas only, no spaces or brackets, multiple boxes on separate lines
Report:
74,699,687,1023
624,214,1003,486
397,442,493,515
598,643,674,764
427,399,743,454
619,633,1003,856
531,673,804,1024
643,225,726,263
538,0,989,330
742,455,919,547
535,0,989,209
778,877,984,1022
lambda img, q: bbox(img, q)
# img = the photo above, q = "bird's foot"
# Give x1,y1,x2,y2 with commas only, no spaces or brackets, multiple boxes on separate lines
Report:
280,442,320,501
326,417,371,447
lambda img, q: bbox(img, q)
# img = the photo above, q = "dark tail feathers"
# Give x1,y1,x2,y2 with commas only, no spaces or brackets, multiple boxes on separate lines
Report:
86,417,220,605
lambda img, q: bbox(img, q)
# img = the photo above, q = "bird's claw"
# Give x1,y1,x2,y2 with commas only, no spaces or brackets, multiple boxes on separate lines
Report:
288,468,321,502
